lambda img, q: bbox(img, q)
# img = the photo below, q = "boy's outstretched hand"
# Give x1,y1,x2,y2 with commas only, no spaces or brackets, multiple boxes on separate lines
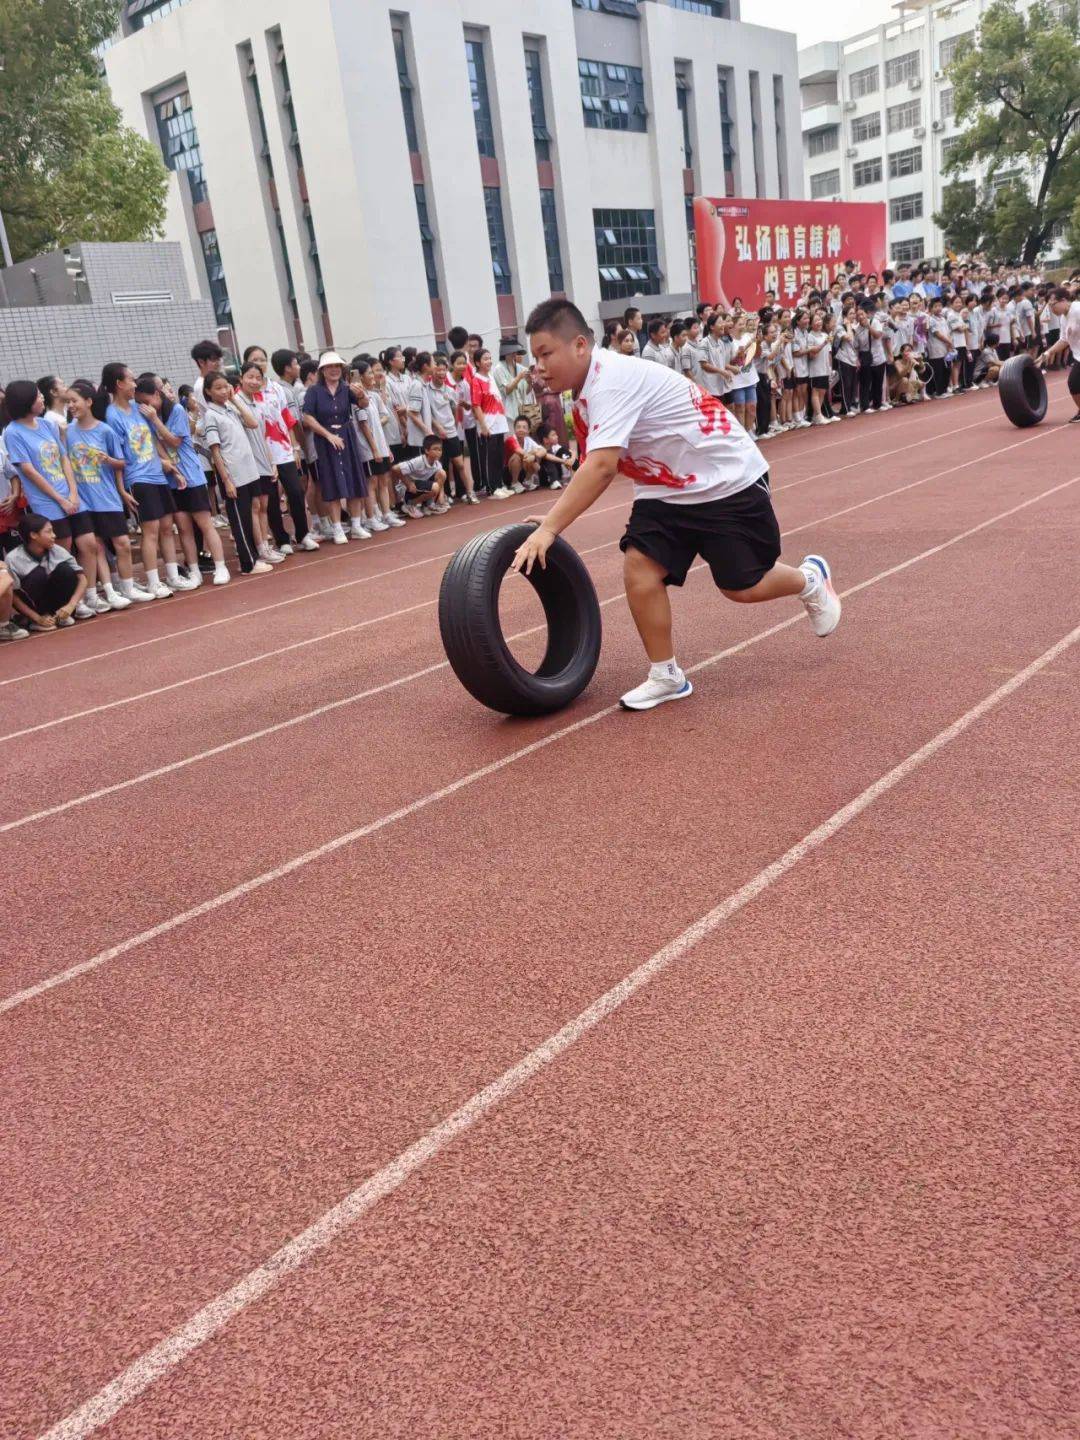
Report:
510,520,555,576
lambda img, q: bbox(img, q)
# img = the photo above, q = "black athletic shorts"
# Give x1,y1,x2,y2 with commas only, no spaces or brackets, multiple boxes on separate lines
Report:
1069,359,1080,396
92,510,129,540
810,376,829,391
391,443,419,464
131,482,176,520
176,483,212,513
51,511,96,541
620,474,781,593
783,377,796,391
440,436,464,463
368,457,393,476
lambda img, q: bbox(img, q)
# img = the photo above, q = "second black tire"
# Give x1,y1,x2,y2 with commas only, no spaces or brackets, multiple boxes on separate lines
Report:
998,353,1048,428
438,523,602,717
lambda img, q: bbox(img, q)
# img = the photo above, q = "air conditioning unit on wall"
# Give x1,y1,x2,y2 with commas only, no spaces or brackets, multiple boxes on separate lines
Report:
909,76,922,90
843,100,857,111
913,126,926,138
931,119,943,132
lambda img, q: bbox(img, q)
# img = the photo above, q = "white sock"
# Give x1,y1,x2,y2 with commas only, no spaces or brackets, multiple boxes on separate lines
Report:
119,577,135,597
799,567,819,599
649,658,681,682
146,568,160,589
214,562,229,579
165,563,180,582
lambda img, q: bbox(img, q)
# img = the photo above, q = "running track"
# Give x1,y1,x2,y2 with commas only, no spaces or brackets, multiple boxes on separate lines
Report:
3,384,1077,1439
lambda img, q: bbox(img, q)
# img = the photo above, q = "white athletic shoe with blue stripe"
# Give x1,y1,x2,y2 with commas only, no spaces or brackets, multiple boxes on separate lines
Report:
799,555,841,637
620,672,694,711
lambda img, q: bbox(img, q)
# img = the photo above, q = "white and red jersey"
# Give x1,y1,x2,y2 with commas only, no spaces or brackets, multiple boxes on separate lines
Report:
254,386,298,467
573,345,766,506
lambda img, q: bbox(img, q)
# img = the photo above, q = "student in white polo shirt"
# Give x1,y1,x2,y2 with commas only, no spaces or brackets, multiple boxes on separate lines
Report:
511,299,840,711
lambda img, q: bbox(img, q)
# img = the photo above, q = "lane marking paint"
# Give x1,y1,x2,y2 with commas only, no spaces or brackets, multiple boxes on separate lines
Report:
5,472,1077,1014
34,612,1080,1440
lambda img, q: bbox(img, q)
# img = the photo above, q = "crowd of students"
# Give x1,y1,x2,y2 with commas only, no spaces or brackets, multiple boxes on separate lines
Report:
1,257,1077,643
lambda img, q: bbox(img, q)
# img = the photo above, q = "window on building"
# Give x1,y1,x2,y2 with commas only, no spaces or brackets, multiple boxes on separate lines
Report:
579,59,647,132
572,0,640,13
199,229,231,323
887,99,921,132
671,0,730,14
888,145,923,178
989,169,1022,197
810,168,841,198
717,68,736,176
851,114,881,144
393,26,420,155
466,38,496,158
275,43,305,168
676,72,693,166
484,185,512,294
524,47,551,162
154,90,207,203
853,156,883,187
941,135,962,165
885,51,920,87
127,0,188,29
889,192,923,222
241,48,274,181
807,125,839,157
773,74,789,198
593,208,662,301
413,184,439,300
940,88,954,121
849,64,879,99
539,188,564,293
892,237,924,264
939,32,974,70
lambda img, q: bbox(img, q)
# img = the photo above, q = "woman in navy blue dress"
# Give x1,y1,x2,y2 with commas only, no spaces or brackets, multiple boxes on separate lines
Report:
302,351,372,544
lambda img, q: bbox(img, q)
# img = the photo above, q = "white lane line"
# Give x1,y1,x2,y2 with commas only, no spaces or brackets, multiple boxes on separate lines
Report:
5,472,1077,1017
0,492,621,693
777,410,991,493
34,613,1080,1440
0,419,1056,747
0,388,1005,695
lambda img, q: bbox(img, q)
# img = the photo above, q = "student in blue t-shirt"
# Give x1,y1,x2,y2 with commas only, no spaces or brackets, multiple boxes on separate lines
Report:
2,380,99,621
95,362,196,599
134,373,230,586
67,380,153,609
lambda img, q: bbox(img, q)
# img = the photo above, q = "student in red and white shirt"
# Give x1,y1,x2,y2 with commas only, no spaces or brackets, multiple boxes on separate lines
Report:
503,415,545,493
512,299,840,711
469,349,509,498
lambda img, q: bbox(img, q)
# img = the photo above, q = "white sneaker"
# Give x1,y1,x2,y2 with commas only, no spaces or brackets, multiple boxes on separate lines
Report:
84,592,111,614
799,555,841,637
798,418,812,428
366,514,389,532
510,481,525,494
349,523,372,540
149,581,174,599
125,584,156,603
298,534,320,551
212,567,231,585
0,619,29,641
74,600,97,619
493,486,514,500
103,588,131,610
810,415,826,426
548,480,563,490
250,560,274,575
331,523,348,545
878,401,893,411
384,511,407,526
168,573,200,590
278,542,294,556
619,671,693,712
261,548,286,565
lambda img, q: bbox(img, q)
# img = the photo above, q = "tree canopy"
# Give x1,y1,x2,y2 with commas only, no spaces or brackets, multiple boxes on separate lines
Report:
934,0,1080,265
0,0,167,261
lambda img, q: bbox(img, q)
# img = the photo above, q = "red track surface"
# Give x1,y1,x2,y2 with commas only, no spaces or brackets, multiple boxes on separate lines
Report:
3,385,1078,1439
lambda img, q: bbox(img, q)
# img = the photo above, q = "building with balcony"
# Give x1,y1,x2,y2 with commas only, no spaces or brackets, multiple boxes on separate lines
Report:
104,0,802,353
798,0,1067,267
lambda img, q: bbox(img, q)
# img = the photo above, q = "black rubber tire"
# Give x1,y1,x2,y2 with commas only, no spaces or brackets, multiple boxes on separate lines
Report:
438,523,602,716
998,353,1047,428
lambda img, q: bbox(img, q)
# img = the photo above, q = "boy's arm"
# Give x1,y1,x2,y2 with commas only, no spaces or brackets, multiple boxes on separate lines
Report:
509,447,621,575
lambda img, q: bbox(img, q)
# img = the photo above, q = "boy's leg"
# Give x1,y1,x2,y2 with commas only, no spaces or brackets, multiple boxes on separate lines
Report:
720,562,806,604
623,546,674,662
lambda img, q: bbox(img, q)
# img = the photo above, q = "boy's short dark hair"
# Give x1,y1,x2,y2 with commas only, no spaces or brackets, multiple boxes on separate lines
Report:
647,318,667,338
299,359,319,382
422,434,443,450
447,326,469,350
271,349,298,377
526,298,593,342
191,340,223,365
670,319,687,337
513,414,529,427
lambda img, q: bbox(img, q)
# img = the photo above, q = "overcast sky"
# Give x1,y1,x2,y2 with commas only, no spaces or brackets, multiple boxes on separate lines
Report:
742,0,897,48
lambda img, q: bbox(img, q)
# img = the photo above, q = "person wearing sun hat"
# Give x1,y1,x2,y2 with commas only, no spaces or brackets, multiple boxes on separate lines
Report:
492,336,532,427
301,350,373,543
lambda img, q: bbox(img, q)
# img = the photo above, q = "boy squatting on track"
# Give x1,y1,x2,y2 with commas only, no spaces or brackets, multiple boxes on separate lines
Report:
510,299,841,711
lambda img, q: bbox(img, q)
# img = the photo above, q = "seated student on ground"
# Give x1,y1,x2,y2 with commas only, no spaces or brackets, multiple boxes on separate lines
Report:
0,563,29,640
534,425,573,489
6,512,90,632
390,434,447,517
503,415,545,492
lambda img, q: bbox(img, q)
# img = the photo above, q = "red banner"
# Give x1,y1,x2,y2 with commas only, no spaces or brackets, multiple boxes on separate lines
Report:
693,197,887,312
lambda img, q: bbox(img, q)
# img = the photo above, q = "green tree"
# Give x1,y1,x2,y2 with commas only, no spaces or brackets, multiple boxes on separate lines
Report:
0,0,167,260
934,0,1080,264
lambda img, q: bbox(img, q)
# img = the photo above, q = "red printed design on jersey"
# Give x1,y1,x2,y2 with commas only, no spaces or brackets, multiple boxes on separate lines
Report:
689,387,732,438
572,398,590,460
617,454,697,489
